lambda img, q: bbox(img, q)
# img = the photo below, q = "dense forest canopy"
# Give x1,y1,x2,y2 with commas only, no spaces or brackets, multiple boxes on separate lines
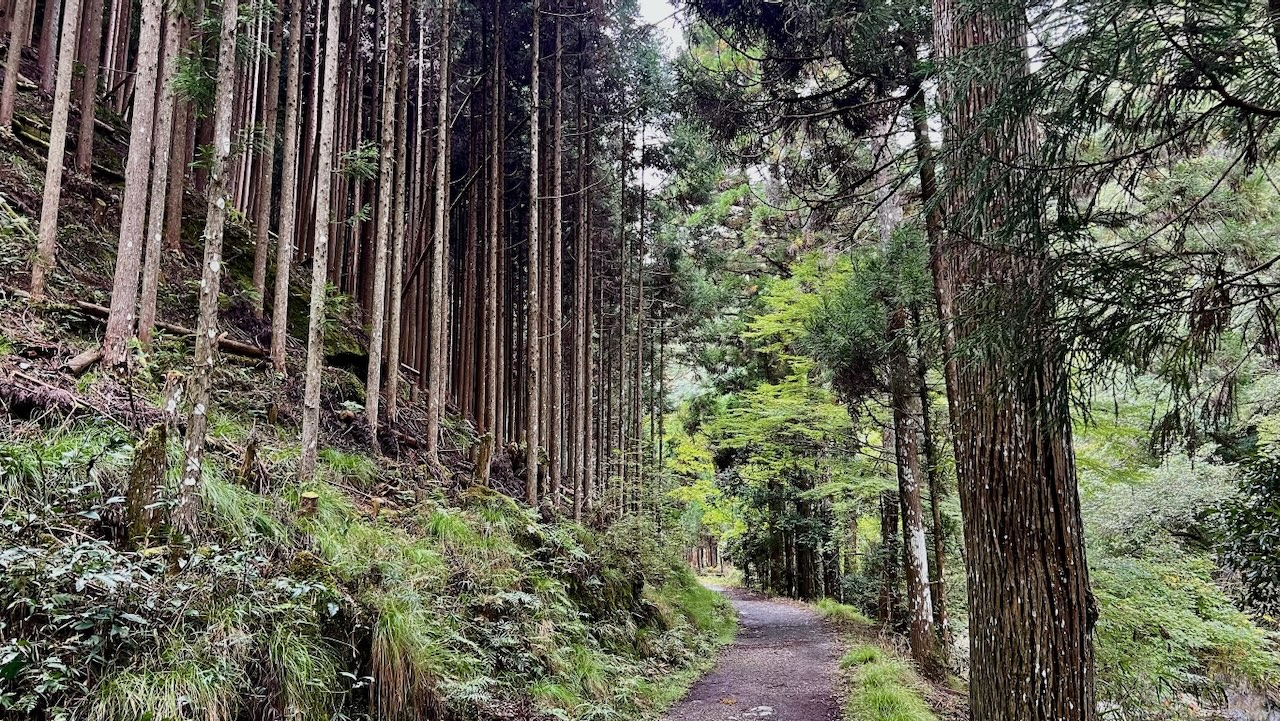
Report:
1,0,1279,719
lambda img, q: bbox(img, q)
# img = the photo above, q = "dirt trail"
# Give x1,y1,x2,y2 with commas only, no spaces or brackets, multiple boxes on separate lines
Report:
664,586,842,721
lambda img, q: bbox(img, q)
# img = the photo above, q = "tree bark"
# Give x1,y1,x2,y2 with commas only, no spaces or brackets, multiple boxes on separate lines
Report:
0,0,32,130
35,0,57,93
29,0,79,299
547,13,563,506
250,8,282,319
524,0,540,506
364,0,401,435
872,117,939,675
102,0,163,367
384,1,409,421
931,2,1097,718
298,0,342,482
482,0,502,448
72,0,101,172
269,0,304,373
426,0,451,460
176,0,239,535
915,323,952,651
137,6,184,350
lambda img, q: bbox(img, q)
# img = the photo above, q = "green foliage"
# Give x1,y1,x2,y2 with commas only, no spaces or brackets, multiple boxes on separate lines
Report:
1220,451,1280,621
0,417,734,720
1075,395,1280,714
1092,553,1278,718
340,140,381,182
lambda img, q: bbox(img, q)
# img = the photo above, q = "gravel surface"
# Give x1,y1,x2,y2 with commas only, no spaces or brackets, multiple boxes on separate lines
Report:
663,586,842,721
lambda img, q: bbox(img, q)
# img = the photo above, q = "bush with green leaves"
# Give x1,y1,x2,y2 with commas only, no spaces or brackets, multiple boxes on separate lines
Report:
1219,452,1280,622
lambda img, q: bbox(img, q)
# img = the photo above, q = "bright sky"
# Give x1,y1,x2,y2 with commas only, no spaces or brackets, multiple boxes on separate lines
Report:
638,0,685,55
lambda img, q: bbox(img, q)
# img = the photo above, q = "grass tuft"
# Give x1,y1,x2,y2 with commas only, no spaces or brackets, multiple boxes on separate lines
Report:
842,644,937,721
841,644,884,667
817,598,874,628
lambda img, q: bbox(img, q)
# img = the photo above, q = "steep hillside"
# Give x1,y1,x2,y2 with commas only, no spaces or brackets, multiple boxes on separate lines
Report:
0,99,733,720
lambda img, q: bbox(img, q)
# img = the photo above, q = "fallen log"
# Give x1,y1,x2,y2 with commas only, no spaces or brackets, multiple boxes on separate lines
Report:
69,300,266,359
64,346,103,374
1,286,267,361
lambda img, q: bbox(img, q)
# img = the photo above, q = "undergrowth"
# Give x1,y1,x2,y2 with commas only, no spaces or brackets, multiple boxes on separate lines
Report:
840,644,938,721
0,418,734,720
816,599,874,629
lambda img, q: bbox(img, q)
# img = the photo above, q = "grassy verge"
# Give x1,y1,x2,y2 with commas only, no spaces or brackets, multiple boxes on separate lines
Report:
813,600,939,721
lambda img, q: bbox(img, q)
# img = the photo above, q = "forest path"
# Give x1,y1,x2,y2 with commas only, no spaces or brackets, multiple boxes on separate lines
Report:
663,586,842,721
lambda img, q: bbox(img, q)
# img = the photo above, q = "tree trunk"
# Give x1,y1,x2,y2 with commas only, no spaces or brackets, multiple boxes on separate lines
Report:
916,324,952,651
102,0,163,367
364,0,401,436
0,0,32,130
176,0,239,535
269,0,304,372
384,2,409,422
72,0,101,172
29,0,80,299
931,2,1097,718
877,485,900,624
298,0,342,482
250,8,282,319
573,103,589,519
35,0,57,93
137,6,184,350
547,14,563,506
482,0,502,447
426,0,451,461
872,117,939,675
524,0,540,506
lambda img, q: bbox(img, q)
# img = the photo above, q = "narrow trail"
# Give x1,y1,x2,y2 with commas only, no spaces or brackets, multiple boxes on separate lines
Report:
664,586,842,721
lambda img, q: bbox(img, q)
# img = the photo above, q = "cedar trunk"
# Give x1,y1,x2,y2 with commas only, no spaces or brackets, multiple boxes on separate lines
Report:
176,0,239,534
298,0,343,481
102,0,163,366
29,0,80,299
932,2,1097,719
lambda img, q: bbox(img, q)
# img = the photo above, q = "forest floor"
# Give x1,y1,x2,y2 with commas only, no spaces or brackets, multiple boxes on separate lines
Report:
663,586,843,721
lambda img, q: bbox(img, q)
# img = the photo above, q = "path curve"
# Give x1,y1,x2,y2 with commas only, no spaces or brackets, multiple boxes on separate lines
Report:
664,586,842,721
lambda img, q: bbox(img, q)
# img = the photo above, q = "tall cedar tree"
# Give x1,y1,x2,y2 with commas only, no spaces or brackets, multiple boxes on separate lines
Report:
102,0,163,367
426,0,452,460
138,7,187,350
931,1,1097,718
178,0,241,533
29,0,80,299
524,0,541,506
365,0,403,434
299,0,344,481
270,0,305,372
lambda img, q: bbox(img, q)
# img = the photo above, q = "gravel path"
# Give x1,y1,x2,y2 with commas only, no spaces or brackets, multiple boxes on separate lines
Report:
663,586,842,721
